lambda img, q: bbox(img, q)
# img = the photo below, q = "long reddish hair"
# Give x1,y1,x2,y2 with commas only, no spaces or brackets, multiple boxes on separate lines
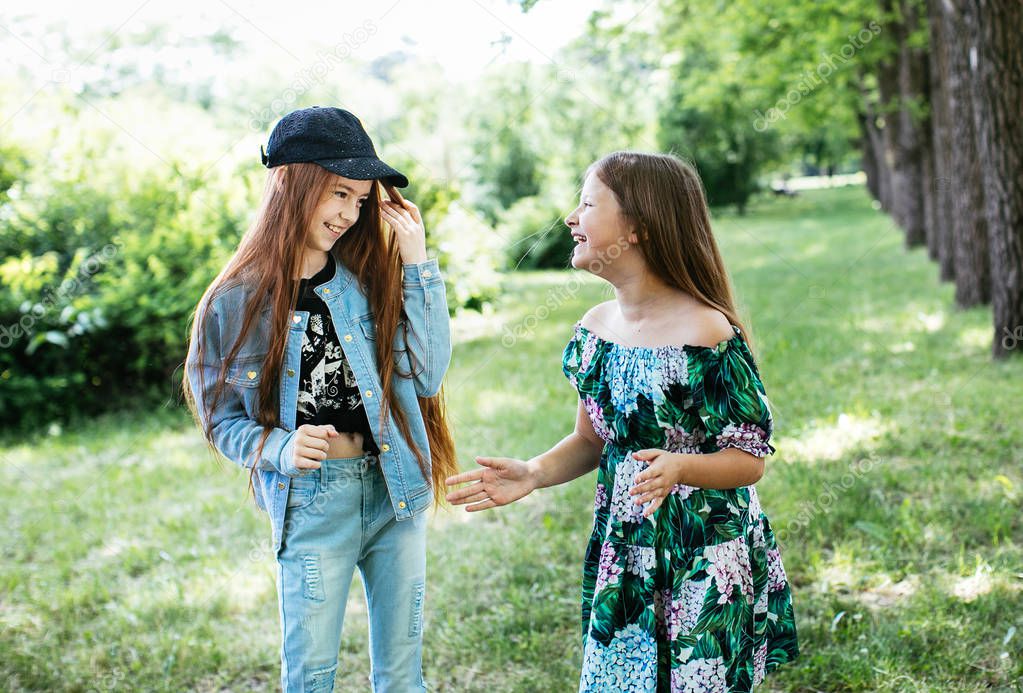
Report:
588,151,756,356
182,162,456,506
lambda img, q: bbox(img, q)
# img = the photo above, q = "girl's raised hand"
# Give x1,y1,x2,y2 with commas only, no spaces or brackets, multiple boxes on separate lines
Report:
380,187,427,266
445,456,536,512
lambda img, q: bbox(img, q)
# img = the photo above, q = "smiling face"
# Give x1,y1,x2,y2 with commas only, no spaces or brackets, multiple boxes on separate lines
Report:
306,174,375,254
564,171,640,275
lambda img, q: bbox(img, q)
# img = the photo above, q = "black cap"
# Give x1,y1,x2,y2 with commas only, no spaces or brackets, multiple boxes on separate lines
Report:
260,106,408,188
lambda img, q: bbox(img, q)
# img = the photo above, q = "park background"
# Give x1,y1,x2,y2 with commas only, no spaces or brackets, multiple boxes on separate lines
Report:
1,0,1021,690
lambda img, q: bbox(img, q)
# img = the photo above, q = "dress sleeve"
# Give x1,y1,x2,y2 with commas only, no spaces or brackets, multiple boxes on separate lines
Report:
561,336,582,392
561,325,601,394
688,336,776,457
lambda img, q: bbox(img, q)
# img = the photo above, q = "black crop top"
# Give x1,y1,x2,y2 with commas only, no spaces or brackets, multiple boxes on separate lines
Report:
293,254,378,454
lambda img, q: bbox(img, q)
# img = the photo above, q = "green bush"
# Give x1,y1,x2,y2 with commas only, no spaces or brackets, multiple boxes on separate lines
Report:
0,161,242,429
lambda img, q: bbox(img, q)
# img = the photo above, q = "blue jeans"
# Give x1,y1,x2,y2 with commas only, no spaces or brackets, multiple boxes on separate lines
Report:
275,452,428,692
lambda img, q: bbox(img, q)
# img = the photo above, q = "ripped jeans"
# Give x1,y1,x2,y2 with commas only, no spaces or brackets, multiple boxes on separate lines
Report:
275,452,428,692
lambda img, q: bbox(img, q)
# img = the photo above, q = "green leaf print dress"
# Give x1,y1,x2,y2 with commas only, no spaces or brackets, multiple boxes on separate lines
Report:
562,322,799,692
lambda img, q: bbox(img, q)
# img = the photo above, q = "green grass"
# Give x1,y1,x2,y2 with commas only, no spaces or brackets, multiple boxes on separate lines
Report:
3,185,1021,691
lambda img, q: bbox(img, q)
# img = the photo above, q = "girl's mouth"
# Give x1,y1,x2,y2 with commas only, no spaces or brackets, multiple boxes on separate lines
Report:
324,221,345,238
571,232,587,244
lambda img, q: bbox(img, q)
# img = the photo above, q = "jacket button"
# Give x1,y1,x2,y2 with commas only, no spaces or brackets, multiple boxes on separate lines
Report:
365,390,373,398
422,270,432,278
344,334,353,342
381,444,390,452
247,371,257,379
292,315,301,323
398,501,406,509
277,482,285,490
323,288,331,294
287,368,295,377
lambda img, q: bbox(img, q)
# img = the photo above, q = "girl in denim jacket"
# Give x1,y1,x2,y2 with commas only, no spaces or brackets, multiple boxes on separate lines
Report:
184,106,455,692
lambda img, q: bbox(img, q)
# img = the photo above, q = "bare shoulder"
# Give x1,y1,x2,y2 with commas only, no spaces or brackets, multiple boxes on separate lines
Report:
579,300,617,331
670,303,735,348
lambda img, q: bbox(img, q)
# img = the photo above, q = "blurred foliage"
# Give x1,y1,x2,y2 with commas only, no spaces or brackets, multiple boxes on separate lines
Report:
0,0,874,428
497,193,574,271
0,141,239,427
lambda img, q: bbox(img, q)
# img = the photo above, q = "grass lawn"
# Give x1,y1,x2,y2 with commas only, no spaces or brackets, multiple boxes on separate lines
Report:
2,185,1021,691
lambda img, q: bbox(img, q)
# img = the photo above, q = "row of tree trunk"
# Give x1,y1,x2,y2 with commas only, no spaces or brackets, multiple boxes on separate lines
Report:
859,0,1022,358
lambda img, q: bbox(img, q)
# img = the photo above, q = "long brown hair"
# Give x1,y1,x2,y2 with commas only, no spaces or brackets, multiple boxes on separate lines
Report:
587,151,756,356
182,162,456,506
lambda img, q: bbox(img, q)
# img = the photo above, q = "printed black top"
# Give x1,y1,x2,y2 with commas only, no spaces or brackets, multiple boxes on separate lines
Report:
293,253,378,454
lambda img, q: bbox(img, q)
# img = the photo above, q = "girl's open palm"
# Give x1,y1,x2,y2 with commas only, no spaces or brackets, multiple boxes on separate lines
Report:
445,456,535,511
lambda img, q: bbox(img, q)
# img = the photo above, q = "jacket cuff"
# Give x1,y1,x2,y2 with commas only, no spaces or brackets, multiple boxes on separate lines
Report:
274,428,301,476
402,257,442,287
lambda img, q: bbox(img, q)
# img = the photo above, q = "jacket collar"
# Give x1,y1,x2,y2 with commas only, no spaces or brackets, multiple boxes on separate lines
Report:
311,252,355,296
259,253,356,313
335,256,356,292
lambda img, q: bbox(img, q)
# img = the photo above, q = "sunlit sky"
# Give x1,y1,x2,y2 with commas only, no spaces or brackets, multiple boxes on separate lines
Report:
3,0,627,82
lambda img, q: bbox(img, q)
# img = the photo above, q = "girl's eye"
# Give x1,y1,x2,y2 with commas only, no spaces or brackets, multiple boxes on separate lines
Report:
335,192,366,206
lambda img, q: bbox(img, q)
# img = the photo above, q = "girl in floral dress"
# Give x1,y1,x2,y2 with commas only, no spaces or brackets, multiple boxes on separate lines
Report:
446,151,799,691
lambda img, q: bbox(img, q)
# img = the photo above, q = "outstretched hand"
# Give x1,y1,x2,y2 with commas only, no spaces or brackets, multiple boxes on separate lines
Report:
445,456,536,512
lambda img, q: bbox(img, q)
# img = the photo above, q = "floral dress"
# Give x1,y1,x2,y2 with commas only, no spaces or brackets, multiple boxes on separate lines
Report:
562,322,799,692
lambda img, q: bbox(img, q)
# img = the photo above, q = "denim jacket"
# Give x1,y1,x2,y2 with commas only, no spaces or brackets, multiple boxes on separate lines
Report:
185,257,450,555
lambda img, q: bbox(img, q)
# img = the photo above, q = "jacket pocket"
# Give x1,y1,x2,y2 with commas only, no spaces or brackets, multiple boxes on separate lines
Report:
225,354,266,385
359,314,412,369
224,354,266,416
357,313,377,342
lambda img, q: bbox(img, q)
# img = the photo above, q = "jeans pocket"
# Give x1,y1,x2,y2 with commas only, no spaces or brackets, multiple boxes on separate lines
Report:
286,473,319,510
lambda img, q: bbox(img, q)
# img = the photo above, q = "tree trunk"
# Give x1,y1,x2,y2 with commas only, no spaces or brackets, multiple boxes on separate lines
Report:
921,62,939,262
917,3,937,261
927,0,956,281
967,0,1023,358
859,111,883,202
946,0,991,307
862,93,893,210
876,54,900,217
895,0,929,247
876,0,929,242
